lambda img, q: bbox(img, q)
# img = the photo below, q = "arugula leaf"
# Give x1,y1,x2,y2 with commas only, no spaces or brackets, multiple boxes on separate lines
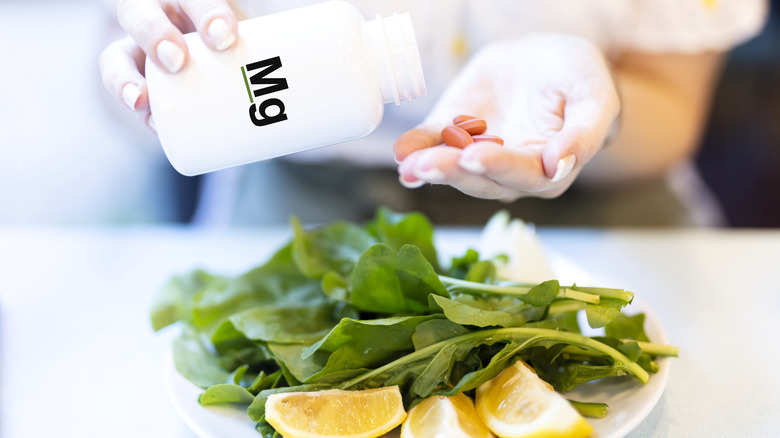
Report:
605,312,650,342
291,216,376,278
302,315,443,383
349,244,449,313
430,295,545,328
520,280,560,306
365,207,440,271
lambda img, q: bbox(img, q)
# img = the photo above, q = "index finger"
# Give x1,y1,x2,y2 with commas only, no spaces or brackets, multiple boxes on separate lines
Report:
117,0,189,73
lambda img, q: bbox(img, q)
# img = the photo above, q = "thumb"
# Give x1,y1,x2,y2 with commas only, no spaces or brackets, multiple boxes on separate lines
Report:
393,124,445,162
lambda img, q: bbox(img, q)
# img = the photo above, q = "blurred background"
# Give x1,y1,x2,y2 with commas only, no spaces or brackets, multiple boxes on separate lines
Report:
0,0,778,228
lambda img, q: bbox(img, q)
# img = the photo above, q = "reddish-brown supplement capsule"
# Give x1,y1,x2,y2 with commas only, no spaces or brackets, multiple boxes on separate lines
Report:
471,134,505,146
441,125,474,148
455,118,488,135
452,114,476,125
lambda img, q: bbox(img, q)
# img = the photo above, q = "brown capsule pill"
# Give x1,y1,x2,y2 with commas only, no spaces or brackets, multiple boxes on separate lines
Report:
456,118,488,135
452,114,476,125
471,134,505,146
441,125,474,148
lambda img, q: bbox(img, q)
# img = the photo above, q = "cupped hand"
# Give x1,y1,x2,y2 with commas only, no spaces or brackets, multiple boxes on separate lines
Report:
395,33,620,201
99,0,239,129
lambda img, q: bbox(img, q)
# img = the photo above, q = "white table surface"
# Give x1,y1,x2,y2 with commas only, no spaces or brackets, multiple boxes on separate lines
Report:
1,225,779,437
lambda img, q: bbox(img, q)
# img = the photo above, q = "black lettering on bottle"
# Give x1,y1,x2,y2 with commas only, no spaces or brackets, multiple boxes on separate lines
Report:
249,98,288,127
246,56,289,98
243,56,289,127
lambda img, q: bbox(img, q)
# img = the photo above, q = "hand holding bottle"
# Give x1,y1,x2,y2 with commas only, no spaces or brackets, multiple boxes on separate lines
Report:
99,0,239,129
394,33,620,201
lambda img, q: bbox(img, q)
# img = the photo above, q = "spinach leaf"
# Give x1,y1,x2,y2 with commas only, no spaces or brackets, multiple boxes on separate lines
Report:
321,271,349,301
464,260,497,284
228,304,340,344
248,370,284,394
207,321,275,372
447,248,481,279
172,327,231,389
191,244,325,327
349,244,448,313
411,319,469,350
365,207,440,271
151,269,225,331
198,384,255,406
227,364,249,385
291,216,376,278
267,343,326,384
255,420,279,438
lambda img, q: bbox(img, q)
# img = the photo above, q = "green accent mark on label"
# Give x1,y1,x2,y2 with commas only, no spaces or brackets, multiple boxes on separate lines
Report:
241,66,254,104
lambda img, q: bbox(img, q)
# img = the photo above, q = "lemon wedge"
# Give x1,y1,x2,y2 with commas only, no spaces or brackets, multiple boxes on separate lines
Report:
475,361,592,438
265,386,406,438
401,392,495,438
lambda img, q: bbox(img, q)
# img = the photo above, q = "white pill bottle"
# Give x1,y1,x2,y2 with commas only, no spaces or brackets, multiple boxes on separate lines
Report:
145,1,426,176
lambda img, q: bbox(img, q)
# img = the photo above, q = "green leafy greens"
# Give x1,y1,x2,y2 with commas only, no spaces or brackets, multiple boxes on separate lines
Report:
151,208,678,433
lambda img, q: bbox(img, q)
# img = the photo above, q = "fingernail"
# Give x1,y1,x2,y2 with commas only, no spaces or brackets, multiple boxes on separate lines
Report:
156,40,186,73
399,174,425,189
458,154,486,174
551,154,576,182
208,18,236,51
121,83,141,110
414,166,445,182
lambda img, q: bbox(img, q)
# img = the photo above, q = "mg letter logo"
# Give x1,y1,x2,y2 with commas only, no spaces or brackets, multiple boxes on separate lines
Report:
241,56,289,127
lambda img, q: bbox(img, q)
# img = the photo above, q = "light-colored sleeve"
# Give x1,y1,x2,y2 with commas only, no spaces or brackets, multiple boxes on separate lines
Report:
629,0,769,53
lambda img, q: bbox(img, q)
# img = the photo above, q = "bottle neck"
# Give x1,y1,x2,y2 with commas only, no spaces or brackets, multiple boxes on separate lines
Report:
363,13,427,106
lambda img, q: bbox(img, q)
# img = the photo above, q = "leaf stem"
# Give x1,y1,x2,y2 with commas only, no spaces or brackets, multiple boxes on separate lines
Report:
562,340,679,358
635,341,680,357
439,276,601,305
568,400,609,418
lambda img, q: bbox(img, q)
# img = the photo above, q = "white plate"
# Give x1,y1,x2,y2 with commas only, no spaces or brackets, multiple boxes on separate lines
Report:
165,253,671,438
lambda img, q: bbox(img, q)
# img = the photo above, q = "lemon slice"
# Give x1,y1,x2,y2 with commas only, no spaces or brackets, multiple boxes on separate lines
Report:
475,361,593,438
265,386,407,438
401,393,495,438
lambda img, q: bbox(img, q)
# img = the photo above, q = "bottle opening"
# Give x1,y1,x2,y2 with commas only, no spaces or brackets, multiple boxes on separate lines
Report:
364,13,427,106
